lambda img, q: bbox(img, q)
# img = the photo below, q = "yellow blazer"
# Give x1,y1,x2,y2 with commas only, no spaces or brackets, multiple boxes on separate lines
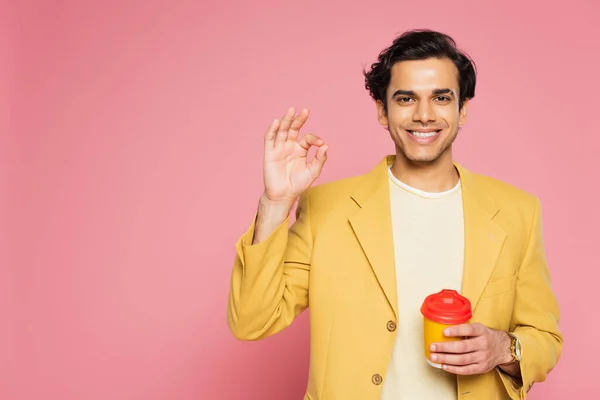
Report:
227,155,562,400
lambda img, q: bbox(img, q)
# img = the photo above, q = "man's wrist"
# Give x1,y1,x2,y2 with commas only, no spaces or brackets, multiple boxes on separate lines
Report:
496,330,515,366
493,330,523,382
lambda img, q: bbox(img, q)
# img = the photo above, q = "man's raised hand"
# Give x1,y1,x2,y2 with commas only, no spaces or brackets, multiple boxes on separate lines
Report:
263,107,328,205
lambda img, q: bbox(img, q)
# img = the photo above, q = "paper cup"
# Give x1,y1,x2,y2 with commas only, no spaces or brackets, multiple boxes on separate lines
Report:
420,289,472,368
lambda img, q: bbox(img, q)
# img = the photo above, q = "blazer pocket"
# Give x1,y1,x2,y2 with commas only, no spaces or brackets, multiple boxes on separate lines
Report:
484,274,517,297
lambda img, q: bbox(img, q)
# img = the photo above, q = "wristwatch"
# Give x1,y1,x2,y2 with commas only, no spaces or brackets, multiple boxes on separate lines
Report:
507,332,522,363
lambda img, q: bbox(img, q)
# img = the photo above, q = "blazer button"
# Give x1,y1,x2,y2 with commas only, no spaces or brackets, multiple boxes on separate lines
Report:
372,374,383,385
386,320,397,332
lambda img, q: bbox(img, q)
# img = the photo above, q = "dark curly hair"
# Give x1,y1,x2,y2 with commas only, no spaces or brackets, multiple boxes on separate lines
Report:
364,29,476,113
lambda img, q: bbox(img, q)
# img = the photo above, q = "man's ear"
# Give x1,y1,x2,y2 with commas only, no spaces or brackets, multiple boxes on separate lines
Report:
376,100,389,129
458,99,469,126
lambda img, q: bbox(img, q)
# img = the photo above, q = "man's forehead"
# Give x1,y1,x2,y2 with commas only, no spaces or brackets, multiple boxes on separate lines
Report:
389,60,460,91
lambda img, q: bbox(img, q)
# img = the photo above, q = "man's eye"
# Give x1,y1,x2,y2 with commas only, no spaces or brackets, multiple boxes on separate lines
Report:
435,96,451,102
397,97,412,103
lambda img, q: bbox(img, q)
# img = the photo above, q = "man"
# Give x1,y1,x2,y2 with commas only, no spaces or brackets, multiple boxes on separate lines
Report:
227,29,562,400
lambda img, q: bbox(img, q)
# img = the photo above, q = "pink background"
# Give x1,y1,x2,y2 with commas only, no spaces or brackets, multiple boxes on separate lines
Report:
6,1,598,399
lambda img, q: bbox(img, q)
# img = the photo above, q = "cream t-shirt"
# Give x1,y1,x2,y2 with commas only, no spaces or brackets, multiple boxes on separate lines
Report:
380,166,465,400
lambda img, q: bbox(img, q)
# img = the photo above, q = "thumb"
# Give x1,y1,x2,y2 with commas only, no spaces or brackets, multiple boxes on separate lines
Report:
308,145,328,177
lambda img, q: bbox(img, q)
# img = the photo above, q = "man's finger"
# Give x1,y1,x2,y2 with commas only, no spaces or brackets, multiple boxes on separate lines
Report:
443,323,486,338
430,337,480,354
264,118,280,148
287,108,309,141
297,133,323,150
275,107,295,145
440,363,482,375
430,351,480,366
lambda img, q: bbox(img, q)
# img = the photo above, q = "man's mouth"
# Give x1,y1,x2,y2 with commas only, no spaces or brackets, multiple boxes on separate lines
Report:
409,130,441,138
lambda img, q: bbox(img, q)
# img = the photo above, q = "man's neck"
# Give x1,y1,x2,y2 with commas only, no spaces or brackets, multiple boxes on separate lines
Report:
389,152,459,193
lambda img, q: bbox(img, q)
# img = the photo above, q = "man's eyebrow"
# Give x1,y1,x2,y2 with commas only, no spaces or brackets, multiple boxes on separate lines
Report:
391,89,416,97
432,88,454,96
391,88,456,97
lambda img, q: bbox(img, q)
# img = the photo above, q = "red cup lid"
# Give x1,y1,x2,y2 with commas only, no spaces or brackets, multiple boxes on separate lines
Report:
420,289,472,324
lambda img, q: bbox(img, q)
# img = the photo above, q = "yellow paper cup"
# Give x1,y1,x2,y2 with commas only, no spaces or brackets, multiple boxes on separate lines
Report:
420,289,472,368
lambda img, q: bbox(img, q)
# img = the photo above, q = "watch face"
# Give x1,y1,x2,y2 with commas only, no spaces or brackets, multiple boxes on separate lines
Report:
514,337,522,360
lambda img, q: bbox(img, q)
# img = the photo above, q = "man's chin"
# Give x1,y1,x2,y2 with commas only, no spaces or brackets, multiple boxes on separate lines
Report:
404,153,441,165
400,143,454,165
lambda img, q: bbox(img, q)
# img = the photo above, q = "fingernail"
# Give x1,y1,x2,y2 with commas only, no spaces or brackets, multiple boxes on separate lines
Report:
431,354,438,361
442,365,448,370
430,344,436,351
444,329,451,336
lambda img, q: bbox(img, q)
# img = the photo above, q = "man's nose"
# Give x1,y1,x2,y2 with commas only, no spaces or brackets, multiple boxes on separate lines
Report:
413,101,436,124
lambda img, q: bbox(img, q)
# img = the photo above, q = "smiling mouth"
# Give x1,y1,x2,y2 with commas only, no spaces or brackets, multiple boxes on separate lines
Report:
409,130,441,138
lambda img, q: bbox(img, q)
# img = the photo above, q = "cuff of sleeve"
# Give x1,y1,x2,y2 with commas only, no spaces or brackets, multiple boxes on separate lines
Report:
497,367,525,400
497,331,536,400
234,213,291,265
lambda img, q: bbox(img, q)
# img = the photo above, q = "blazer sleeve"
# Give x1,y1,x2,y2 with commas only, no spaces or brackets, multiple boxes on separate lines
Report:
498,197,563,399
227,192,313,341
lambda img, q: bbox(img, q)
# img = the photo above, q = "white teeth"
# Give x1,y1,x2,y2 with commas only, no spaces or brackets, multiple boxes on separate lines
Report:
410,131,438,138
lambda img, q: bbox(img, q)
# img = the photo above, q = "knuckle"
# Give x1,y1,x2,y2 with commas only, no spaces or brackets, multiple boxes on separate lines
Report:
473,336,482,347
468,354,476,364
476,352,486,363
464,354,473,364
480,336,489,347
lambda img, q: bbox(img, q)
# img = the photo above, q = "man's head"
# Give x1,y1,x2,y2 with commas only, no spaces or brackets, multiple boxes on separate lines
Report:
364,29,476,164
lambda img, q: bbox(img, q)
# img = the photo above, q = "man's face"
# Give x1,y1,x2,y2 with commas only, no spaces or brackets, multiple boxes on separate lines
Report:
377,57,468,164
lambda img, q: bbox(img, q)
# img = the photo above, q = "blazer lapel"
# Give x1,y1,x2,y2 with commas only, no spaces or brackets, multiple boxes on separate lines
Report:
345,156,506,319
456,163,507,312
348,155,398,320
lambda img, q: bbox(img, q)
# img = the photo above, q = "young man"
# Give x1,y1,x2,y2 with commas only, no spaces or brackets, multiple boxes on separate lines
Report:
227,29,562,400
